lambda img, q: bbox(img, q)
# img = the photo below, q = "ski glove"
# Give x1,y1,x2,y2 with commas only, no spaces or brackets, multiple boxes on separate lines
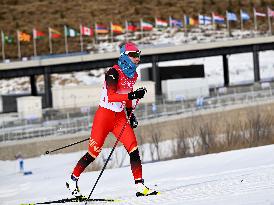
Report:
128,87,147,100
126,108,138,128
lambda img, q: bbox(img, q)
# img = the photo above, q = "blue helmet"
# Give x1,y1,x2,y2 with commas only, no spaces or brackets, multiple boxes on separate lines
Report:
118,42,140,78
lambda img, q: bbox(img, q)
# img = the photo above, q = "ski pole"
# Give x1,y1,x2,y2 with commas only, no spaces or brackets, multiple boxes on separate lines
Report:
85,99,140,205
45,137,89,155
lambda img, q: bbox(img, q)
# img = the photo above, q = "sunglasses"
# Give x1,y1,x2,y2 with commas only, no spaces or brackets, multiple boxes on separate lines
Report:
125,51,141,58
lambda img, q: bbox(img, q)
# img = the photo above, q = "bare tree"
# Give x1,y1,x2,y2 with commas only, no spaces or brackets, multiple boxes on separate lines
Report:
172,120,190,158
151,130,162,161
197,117,217,154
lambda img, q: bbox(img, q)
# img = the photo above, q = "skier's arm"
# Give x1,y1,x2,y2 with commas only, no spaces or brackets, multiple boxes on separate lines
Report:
106,68,128,102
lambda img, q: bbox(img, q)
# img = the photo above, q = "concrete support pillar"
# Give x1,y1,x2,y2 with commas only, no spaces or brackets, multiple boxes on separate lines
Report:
44,67,52,108
152,55,161,101
253,46,260,82
222,54,229,86
30,75,37,96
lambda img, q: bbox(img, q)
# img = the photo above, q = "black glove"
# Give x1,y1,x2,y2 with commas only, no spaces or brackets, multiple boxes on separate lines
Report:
128,87,147,100
126,108,138,128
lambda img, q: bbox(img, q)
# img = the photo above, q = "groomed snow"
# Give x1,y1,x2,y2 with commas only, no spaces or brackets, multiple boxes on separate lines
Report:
1,143,274,205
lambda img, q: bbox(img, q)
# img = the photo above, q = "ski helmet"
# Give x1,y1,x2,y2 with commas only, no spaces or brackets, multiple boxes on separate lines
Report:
118,42,140,78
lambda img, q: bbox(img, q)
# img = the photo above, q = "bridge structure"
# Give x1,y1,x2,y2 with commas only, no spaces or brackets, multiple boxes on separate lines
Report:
0,36,273,108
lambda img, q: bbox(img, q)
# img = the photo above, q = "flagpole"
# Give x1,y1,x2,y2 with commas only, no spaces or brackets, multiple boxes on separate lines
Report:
198,13,201,28
212,13,216,31
267,7,272,35
79,24,83,52
94,22,97,45
240,10,243,31
183,15,188,36
17,30,21,59
1,30,5,61
110,22,113,43
254,8,257,31
125,20,128,42
33,28,37,57
49,28,53,54
226,11,230,37
64,25,68,54
140,19,143,39
168,16,171,29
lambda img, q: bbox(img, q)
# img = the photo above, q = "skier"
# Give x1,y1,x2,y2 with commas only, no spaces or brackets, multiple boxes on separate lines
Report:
66,42,158,198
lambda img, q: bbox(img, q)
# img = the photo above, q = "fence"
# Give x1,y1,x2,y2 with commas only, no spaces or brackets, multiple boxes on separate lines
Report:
1,85,274,142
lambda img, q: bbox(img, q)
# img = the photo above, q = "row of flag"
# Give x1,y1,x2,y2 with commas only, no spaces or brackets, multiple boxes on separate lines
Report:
2,7,274,43
1,7,273,59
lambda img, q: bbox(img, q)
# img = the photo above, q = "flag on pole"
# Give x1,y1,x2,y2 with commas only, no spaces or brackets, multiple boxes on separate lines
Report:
268,7,274,17
185,16,198,26
212,12,225,24
2,33,14,44
49,28,62,38
127,22,137,32
198,15,212,25
240,10,250,21
140,20,153,31
95,24,109,34
80,25,93,36
111,23,123,34
169,17,183,28
65,26,79,37
227,11,237,21
155,18,168,27
18,31,31,42
33,29,46,39
254,9,266,17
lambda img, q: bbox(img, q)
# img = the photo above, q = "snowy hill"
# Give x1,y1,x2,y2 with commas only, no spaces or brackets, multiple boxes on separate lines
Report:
1,144,274,205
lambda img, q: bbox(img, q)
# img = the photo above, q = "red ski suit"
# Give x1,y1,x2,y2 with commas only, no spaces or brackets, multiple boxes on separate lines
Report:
88,65,138,157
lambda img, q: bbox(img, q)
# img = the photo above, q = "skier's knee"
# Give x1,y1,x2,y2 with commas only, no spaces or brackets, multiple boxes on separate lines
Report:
88,150,99,159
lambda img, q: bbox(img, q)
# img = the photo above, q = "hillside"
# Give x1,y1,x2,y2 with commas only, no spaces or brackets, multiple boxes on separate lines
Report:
0,0,273,58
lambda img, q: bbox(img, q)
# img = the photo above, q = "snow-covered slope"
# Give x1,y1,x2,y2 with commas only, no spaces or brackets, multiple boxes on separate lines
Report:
1,144,274,205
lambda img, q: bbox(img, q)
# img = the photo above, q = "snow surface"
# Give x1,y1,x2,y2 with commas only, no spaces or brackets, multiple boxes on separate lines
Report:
1,143,274,205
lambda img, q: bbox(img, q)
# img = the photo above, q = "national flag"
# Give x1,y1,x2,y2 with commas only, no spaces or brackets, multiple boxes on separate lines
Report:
268,7,274,17
185,16,198,26
212,12,225,24
2,32,14,44
49,28,61,38
141,21,153,31
65,26,79,37
241,11,250,21
254,9,266,17
170,17,183,28
33,29,46,39
198,15,212,25
155,18,168,27
111,24,123,34
127,22,137,32
227,11,237,21
80,25,93,36
18,31,31,42
95,24,109,34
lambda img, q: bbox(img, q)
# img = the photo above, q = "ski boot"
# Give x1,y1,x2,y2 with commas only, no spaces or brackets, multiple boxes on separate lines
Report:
66,174,83,199
135,179,159,197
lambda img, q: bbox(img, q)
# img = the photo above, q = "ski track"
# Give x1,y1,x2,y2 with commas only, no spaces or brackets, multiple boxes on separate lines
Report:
3,165,274,205
91,165,274,205
2,146,274,205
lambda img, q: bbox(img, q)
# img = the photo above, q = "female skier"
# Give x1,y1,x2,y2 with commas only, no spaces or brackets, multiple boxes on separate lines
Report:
66,42,157,197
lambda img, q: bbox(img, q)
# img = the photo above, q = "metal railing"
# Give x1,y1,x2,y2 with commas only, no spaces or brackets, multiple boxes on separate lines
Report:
1,85,274,142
